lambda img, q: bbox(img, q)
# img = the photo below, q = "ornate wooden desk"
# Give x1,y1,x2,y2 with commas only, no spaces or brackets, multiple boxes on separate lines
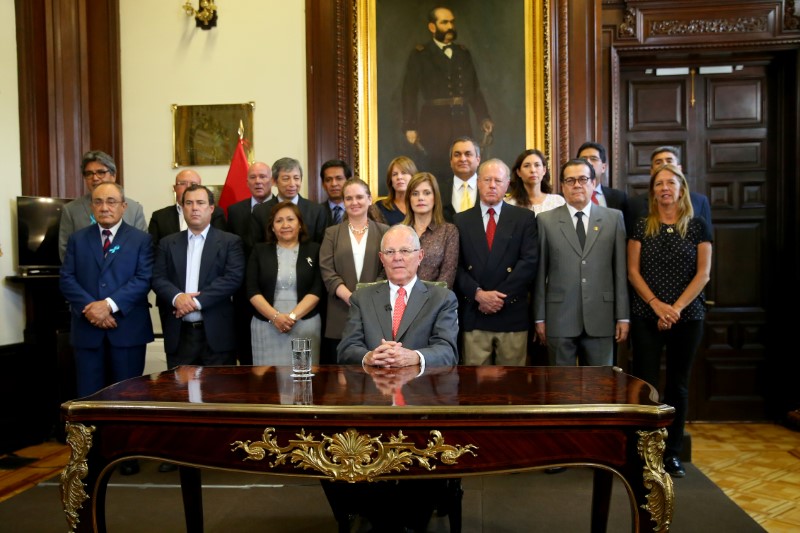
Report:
60,365,675,532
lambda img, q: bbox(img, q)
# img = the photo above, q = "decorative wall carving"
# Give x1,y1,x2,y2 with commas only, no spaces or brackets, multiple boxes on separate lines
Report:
650,17,768,36
787,0,800,30
618,7,638,39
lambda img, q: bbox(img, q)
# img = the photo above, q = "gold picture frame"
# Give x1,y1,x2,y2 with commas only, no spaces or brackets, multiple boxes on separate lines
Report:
171,102,255,168
354,0,550,197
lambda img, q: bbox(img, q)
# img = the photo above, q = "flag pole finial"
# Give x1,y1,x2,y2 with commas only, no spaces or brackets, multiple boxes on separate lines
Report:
238,120,244,140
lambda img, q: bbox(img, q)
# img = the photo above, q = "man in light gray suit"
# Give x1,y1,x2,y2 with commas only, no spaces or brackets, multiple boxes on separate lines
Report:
534,158,629,366
338,224,459,367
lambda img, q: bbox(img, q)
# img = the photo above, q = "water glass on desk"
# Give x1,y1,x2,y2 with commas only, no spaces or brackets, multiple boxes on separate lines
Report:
290,338,313,377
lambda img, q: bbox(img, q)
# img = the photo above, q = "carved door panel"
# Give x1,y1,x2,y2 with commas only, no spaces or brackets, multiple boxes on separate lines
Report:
617,60,772,420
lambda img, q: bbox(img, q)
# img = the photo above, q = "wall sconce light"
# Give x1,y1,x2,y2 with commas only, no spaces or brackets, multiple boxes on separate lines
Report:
183,0,217,30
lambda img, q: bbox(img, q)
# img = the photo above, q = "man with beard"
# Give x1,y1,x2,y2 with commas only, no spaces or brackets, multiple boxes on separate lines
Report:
402,5,493,178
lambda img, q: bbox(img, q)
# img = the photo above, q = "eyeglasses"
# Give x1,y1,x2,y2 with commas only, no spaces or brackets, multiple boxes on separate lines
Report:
561,176,592,186
92,198,122,207
83,169,111,179
381,248,419,258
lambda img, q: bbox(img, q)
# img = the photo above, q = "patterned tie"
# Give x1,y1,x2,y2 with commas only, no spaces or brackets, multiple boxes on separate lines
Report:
575,211,586,249
392,287,407,339
591,191,599,205
332,205,343,224
486,208,497,250
102,229,112,257
459,183,471,212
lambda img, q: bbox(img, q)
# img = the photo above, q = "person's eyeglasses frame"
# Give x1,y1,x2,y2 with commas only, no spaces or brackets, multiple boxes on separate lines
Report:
561,176,593,186
380,248,420,258
83,169,112,179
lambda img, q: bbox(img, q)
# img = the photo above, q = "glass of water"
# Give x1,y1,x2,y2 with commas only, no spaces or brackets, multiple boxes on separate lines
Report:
290,338,313,377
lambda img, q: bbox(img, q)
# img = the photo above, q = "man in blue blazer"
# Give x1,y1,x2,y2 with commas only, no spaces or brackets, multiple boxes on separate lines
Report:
338,224,459,367
625,146,713,235
60,182,154,398
152,185,245,367
454,158,539,365
534,159,629,366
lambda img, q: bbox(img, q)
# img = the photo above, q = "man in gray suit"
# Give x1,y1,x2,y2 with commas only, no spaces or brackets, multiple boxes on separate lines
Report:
59,150,147,261
338,224,459,367
534,159,629,366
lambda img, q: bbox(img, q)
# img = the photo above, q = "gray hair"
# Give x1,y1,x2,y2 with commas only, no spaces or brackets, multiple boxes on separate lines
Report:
272,157,303,179
477,158,510,180
381,224,421,251
650,146,681,164
81,150,117,175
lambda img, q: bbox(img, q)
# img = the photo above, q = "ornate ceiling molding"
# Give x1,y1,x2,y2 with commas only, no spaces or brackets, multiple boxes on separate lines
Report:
650,16,768,36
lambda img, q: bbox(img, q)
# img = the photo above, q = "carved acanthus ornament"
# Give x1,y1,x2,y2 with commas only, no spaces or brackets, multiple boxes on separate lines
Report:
232,427,477,482
650,16,768,36
60,423,95,532
787,1,800,31
637,428,675,532
618,7,638,39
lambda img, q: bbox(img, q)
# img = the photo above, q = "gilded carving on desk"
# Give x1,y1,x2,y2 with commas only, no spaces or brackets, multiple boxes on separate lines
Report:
231,427,477,482
637,428,674,532
60,422,95,532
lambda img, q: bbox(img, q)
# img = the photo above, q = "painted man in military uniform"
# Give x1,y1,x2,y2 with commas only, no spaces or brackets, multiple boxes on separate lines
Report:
402,6,494,178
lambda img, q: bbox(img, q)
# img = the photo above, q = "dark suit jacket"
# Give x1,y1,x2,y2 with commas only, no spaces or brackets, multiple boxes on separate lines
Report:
338,280,459,366
148,204,227,247
151,226,245,354
251,196,328,245
454,201,539,332
600,185,629,214
320,200,343,227
246,241,324,320
626,191,712,236
59,221,154,349
437,177,457,223
59,193,147,261
226,197,259,255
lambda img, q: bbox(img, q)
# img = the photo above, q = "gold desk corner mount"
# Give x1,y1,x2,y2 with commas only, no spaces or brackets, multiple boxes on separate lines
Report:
637,428,675,532
231,427,478,483
183,0,217,30
61,423,96,532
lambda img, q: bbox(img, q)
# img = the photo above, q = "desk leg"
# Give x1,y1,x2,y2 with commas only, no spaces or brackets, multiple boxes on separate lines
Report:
179,466,203,533
634,429,675,532
591,468,612,533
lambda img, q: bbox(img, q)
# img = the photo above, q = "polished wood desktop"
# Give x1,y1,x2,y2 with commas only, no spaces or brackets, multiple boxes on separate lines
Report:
60,365,675,532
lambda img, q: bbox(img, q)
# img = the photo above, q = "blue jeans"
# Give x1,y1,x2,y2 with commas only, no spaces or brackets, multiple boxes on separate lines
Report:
630,317,704,457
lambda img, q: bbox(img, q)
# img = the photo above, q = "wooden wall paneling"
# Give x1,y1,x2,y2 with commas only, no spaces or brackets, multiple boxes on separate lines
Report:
305,0,354,202
14,0,121,199
566,0,601,156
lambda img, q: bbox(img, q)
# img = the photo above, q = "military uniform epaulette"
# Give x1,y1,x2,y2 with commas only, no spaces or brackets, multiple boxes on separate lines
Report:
415,43,425,52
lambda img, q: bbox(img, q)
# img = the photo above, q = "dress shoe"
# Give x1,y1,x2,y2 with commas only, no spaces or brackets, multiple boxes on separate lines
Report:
544,467,567,474
158,462,178,473
118,459,139,476
664,456,685,478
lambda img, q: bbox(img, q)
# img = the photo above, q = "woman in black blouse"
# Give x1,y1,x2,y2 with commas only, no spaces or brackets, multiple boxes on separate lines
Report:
627,163,712,478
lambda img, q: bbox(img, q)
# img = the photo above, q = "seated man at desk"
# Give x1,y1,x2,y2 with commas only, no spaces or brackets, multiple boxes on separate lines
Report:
329,223,460,532
337,224,459,367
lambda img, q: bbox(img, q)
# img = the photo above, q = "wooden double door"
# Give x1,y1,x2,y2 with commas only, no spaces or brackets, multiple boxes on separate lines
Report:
615,53,782,420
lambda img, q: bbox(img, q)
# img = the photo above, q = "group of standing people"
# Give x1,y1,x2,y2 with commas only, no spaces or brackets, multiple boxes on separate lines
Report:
58,139,712,481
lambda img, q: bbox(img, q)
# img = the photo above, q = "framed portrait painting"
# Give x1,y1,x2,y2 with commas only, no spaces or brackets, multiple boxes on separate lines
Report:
355,0,550,197
172,102,255,168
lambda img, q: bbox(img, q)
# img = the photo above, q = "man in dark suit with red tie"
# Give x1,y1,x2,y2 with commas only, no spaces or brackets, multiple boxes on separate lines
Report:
152,185,245,368
454,158,539,366
60,182,154,476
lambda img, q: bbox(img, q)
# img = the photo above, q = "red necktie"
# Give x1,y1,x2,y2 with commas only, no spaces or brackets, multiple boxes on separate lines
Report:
394,388,406,406
486,208,496,250
591,191,599,205
392,287,406,339
102,229,112,257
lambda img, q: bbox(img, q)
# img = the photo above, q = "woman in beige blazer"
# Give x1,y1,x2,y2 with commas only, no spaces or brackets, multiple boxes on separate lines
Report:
319,178,389,357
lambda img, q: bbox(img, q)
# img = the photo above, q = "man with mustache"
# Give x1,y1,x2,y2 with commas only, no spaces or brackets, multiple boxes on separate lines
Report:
402,5,493,179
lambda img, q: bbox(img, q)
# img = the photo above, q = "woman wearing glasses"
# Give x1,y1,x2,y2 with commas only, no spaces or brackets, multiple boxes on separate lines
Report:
320,178,389,358
402,172,459,289
506,148,565,216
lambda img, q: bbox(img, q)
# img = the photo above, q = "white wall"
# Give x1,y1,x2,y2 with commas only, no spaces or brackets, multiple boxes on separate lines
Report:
120,0,308,217
0,0,24,345
0,0,308,344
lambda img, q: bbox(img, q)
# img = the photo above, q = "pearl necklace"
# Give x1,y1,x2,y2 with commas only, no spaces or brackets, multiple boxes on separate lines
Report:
348,222,369,235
